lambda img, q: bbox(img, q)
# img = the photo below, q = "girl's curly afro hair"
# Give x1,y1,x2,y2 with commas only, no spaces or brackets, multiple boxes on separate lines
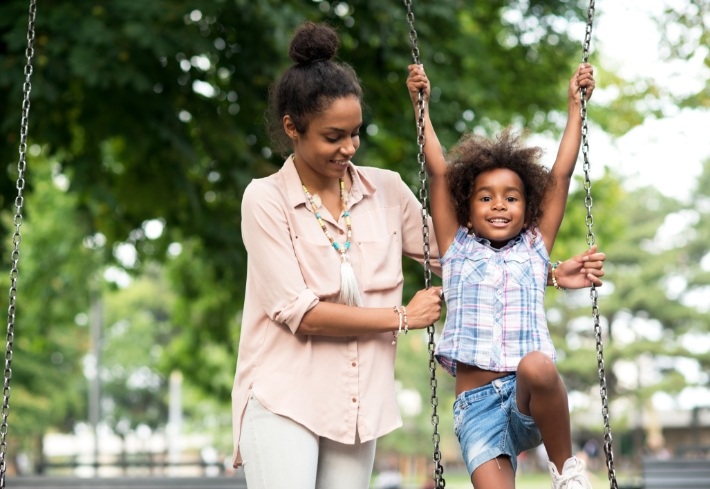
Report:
445,127,553,231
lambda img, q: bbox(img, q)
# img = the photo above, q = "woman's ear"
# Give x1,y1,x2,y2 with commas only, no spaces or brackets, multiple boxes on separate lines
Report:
283,115,298,140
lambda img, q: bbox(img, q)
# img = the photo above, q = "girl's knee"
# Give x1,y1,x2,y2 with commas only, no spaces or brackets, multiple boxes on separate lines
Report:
518,351,560,388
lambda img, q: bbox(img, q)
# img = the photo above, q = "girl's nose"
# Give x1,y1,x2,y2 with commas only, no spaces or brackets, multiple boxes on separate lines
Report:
492,199,507,210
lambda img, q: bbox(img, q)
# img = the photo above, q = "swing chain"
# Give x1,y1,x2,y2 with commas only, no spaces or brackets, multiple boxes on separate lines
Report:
403,1,445,487
580,2,618,489
0,1,36,487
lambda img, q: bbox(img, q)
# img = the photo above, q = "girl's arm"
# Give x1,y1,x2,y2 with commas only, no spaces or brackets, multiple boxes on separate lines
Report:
406,64,459,256
538,63,595,253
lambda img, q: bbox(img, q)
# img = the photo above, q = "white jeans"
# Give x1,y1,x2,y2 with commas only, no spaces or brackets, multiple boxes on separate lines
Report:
239,396,377,489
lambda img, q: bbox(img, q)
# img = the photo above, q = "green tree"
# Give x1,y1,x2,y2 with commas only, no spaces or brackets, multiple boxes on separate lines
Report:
0,150,96,468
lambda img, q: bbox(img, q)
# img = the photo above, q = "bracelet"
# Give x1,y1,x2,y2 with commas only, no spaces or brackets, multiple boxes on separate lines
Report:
401,306,409,335
392,306,403,344
551,261,566,290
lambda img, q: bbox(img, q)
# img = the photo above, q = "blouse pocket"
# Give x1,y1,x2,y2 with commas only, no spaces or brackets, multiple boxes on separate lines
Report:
461,256,488,284
505,252,533,286
357,232,403,292
292,234,342,299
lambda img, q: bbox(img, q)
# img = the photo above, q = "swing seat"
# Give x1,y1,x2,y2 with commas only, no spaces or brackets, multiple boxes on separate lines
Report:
642,457,710,489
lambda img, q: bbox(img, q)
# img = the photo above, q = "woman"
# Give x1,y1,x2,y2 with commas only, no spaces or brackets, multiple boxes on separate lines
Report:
232,21,606,489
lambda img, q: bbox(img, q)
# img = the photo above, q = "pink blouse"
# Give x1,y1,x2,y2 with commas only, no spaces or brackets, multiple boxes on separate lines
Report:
232,156,439,466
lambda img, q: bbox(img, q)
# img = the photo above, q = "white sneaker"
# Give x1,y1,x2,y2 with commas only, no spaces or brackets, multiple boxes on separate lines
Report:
548,456,592,489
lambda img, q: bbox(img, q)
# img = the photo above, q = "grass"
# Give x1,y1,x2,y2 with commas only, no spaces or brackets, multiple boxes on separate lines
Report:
393,470,621,489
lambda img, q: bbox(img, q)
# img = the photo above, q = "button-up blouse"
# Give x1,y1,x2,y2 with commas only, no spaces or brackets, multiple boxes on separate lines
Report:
232,156,440,466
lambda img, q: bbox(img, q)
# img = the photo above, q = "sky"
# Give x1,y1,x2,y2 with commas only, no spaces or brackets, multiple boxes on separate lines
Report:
586,0,710,199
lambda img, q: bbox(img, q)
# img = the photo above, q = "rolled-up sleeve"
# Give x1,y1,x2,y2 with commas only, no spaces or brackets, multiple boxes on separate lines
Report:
241,180,319,333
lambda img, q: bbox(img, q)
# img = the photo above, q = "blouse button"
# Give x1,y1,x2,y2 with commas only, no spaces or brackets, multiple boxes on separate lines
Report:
352,398,357,403
351,362,357,367
339,230,344,235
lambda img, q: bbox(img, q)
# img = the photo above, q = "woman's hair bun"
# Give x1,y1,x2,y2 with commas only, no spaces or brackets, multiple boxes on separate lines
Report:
289,21,340,65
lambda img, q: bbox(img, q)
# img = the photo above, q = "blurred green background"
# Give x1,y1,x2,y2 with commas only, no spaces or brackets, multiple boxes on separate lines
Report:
0,0,708,485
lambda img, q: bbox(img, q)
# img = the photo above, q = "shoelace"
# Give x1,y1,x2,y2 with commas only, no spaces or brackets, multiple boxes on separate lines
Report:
553,465,588,489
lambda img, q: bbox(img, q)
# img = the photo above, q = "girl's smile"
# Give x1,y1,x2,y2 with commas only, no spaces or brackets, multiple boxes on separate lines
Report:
468,168,527,248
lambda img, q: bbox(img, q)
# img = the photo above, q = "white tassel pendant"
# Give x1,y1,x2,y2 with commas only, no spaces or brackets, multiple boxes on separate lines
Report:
301,174,363,307
339,253,363,307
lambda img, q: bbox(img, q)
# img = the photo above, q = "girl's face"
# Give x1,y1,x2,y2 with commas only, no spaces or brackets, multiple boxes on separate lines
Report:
286,95,362,188
468,168,527,248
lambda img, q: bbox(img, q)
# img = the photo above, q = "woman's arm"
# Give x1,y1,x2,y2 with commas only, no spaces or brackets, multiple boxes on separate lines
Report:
299,287,442,336
550,245,606,289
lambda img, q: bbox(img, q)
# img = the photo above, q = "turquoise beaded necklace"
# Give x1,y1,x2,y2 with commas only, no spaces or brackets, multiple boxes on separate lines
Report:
301,176,363,307
302,179,352,255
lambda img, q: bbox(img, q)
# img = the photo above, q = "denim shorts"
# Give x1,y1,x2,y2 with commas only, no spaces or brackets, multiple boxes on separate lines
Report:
453,373,541,475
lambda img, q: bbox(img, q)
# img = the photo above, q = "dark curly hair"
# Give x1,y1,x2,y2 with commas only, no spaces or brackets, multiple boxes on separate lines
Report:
266,21,363,156
445,127,552,231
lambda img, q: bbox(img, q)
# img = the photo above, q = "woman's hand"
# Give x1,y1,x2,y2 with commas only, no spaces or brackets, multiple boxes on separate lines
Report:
404,286,443,330
554,245,606,289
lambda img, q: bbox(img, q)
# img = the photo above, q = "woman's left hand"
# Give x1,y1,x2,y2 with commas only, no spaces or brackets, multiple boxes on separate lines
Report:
555,245,606,289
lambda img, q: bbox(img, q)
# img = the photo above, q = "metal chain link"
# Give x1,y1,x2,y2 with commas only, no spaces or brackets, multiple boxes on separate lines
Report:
0,1,37,487
403,1,445,487
580,3,618,489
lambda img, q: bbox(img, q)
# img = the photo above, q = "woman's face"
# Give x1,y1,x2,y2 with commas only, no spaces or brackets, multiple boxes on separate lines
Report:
286,95,362,186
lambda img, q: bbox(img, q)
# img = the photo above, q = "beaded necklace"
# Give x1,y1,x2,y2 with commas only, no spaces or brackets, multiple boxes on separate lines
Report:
302,177,363,307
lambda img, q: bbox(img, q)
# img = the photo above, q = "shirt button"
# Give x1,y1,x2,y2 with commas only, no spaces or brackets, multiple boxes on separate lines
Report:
339,229,344,235
352,398,357,403
351,362,357,367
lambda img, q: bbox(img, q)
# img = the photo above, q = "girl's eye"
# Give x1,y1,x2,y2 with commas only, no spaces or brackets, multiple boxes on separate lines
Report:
506,196,517,202
480,196,491,202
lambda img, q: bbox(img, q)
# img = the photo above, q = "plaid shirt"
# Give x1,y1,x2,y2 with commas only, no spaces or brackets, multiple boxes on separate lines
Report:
436,227,556,376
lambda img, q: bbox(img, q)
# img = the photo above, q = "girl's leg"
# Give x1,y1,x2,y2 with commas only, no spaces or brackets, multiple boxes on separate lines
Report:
316,435,377,489
515,351,572,472
471,456,516,489
239,396,319,489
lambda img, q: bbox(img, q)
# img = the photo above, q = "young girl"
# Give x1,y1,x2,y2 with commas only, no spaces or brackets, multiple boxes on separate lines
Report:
406,63,597,489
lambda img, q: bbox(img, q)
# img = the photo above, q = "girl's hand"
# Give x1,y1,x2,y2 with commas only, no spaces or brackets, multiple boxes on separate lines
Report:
569,63,595,103
406,64,430,107
555,245,606,289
